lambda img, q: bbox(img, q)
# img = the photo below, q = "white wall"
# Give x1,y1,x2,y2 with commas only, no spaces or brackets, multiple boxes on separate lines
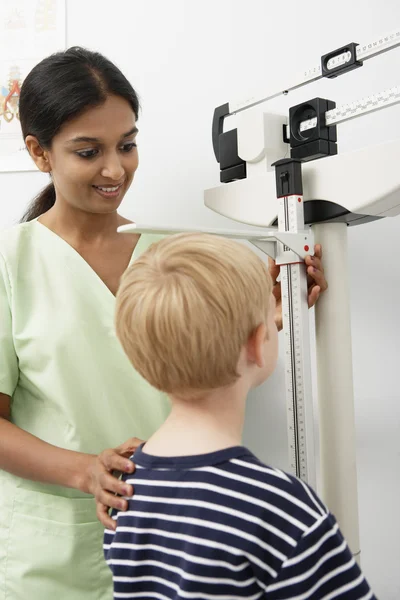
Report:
1,1,399,596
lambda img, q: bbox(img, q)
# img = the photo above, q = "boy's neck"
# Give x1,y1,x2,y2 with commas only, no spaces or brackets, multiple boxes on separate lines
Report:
142,379,250,458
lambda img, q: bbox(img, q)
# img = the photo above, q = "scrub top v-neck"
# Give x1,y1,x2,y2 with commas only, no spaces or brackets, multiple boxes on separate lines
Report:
0,220,170,599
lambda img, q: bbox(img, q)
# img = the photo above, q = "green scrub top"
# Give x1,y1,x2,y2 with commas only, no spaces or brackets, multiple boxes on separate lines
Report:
0,220,170,599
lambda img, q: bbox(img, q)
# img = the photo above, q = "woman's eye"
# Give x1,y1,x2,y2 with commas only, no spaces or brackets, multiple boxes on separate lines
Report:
76,149,98,159
120,142,137,153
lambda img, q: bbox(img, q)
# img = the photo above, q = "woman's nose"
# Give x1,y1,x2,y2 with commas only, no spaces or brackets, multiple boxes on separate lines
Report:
101,154,125,181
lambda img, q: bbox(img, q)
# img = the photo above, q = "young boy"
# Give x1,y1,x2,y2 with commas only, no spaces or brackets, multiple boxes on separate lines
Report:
104,233,375,599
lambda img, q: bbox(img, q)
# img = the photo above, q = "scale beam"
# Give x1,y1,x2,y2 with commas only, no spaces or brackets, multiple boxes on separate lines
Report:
299,84,400,132
229,29,400,115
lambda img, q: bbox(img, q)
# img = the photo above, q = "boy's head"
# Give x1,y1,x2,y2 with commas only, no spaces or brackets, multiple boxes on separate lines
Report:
116,233,278,398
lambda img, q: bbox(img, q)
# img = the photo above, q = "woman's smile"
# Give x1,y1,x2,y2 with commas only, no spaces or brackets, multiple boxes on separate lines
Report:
92,182,125,199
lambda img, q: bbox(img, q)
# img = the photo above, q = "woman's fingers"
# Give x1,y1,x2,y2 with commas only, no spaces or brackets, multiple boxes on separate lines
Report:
307,284,321,308
97,502,117,530
100,448,136,475
97,469,133,497
114,436,144,457
314,243,323,260
268,257,280,285
268,257,282,303
93,443,138,529
115,438,145,454
97,487,130,513
305,244,328,294
306,263,328,293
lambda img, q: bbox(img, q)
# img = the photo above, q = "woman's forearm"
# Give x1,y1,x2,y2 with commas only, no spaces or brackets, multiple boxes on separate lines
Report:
0,416,93,493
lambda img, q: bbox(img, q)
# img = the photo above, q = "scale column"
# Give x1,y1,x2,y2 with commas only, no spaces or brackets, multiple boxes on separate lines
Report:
313,222,361,561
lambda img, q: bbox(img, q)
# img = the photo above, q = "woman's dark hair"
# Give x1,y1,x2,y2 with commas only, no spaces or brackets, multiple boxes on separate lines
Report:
20,47,140,222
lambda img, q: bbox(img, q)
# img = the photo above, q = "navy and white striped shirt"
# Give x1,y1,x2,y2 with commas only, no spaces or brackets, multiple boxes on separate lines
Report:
104,445,375,599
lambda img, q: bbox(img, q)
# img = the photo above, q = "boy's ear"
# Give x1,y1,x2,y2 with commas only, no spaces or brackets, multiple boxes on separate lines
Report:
247,323,267,368
25,135,52,173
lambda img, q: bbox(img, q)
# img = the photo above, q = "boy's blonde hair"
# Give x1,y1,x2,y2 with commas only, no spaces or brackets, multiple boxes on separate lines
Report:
116,233,272,396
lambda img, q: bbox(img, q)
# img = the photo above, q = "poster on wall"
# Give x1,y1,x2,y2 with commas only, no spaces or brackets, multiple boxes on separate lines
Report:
0,0,66,173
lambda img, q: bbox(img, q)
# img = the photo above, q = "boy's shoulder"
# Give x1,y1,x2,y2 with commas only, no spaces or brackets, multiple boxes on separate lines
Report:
126,446,327,533
203,450,327,524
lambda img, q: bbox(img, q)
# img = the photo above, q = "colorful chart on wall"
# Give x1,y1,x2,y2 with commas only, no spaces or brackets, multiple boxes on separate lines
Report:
0,0,66,172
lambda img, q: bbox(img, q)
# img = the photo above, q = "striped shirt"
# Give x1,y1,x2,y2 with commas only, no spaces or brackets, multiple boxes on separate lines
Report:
103,445,375,599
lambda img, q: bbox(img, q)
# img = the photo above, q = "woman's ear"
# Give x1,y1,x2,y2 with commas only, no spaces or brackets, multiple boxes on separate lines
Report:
25,136,52,173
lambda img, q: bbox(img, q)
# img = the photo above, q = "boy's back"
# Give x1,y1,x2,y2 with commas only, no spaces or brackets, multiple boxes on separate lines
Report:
104,445,374,599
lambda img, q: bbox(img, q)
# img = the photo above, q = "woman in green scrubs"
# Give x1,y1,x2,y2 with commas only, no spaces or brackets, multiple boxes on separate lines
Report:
0,47,327,598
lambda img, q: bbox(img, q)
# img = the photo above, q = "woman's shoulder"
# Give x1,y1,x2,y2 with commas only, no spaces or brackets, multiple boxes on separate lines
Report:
0,221,37,260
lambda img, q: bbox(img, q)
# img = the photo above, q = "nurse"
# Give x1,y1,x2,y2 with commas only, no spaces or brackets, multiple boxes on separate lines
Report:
0,47,327,598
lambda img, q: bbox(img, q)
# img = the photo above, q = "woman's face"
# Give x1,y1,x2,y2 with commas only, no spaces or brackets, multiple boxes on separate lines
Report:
29,94,139,214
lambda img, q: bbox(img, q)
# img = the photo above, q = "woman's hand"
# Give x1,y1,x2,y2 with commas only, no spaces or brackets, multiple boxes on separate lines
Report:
85,437,144,530
269,244,328,331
